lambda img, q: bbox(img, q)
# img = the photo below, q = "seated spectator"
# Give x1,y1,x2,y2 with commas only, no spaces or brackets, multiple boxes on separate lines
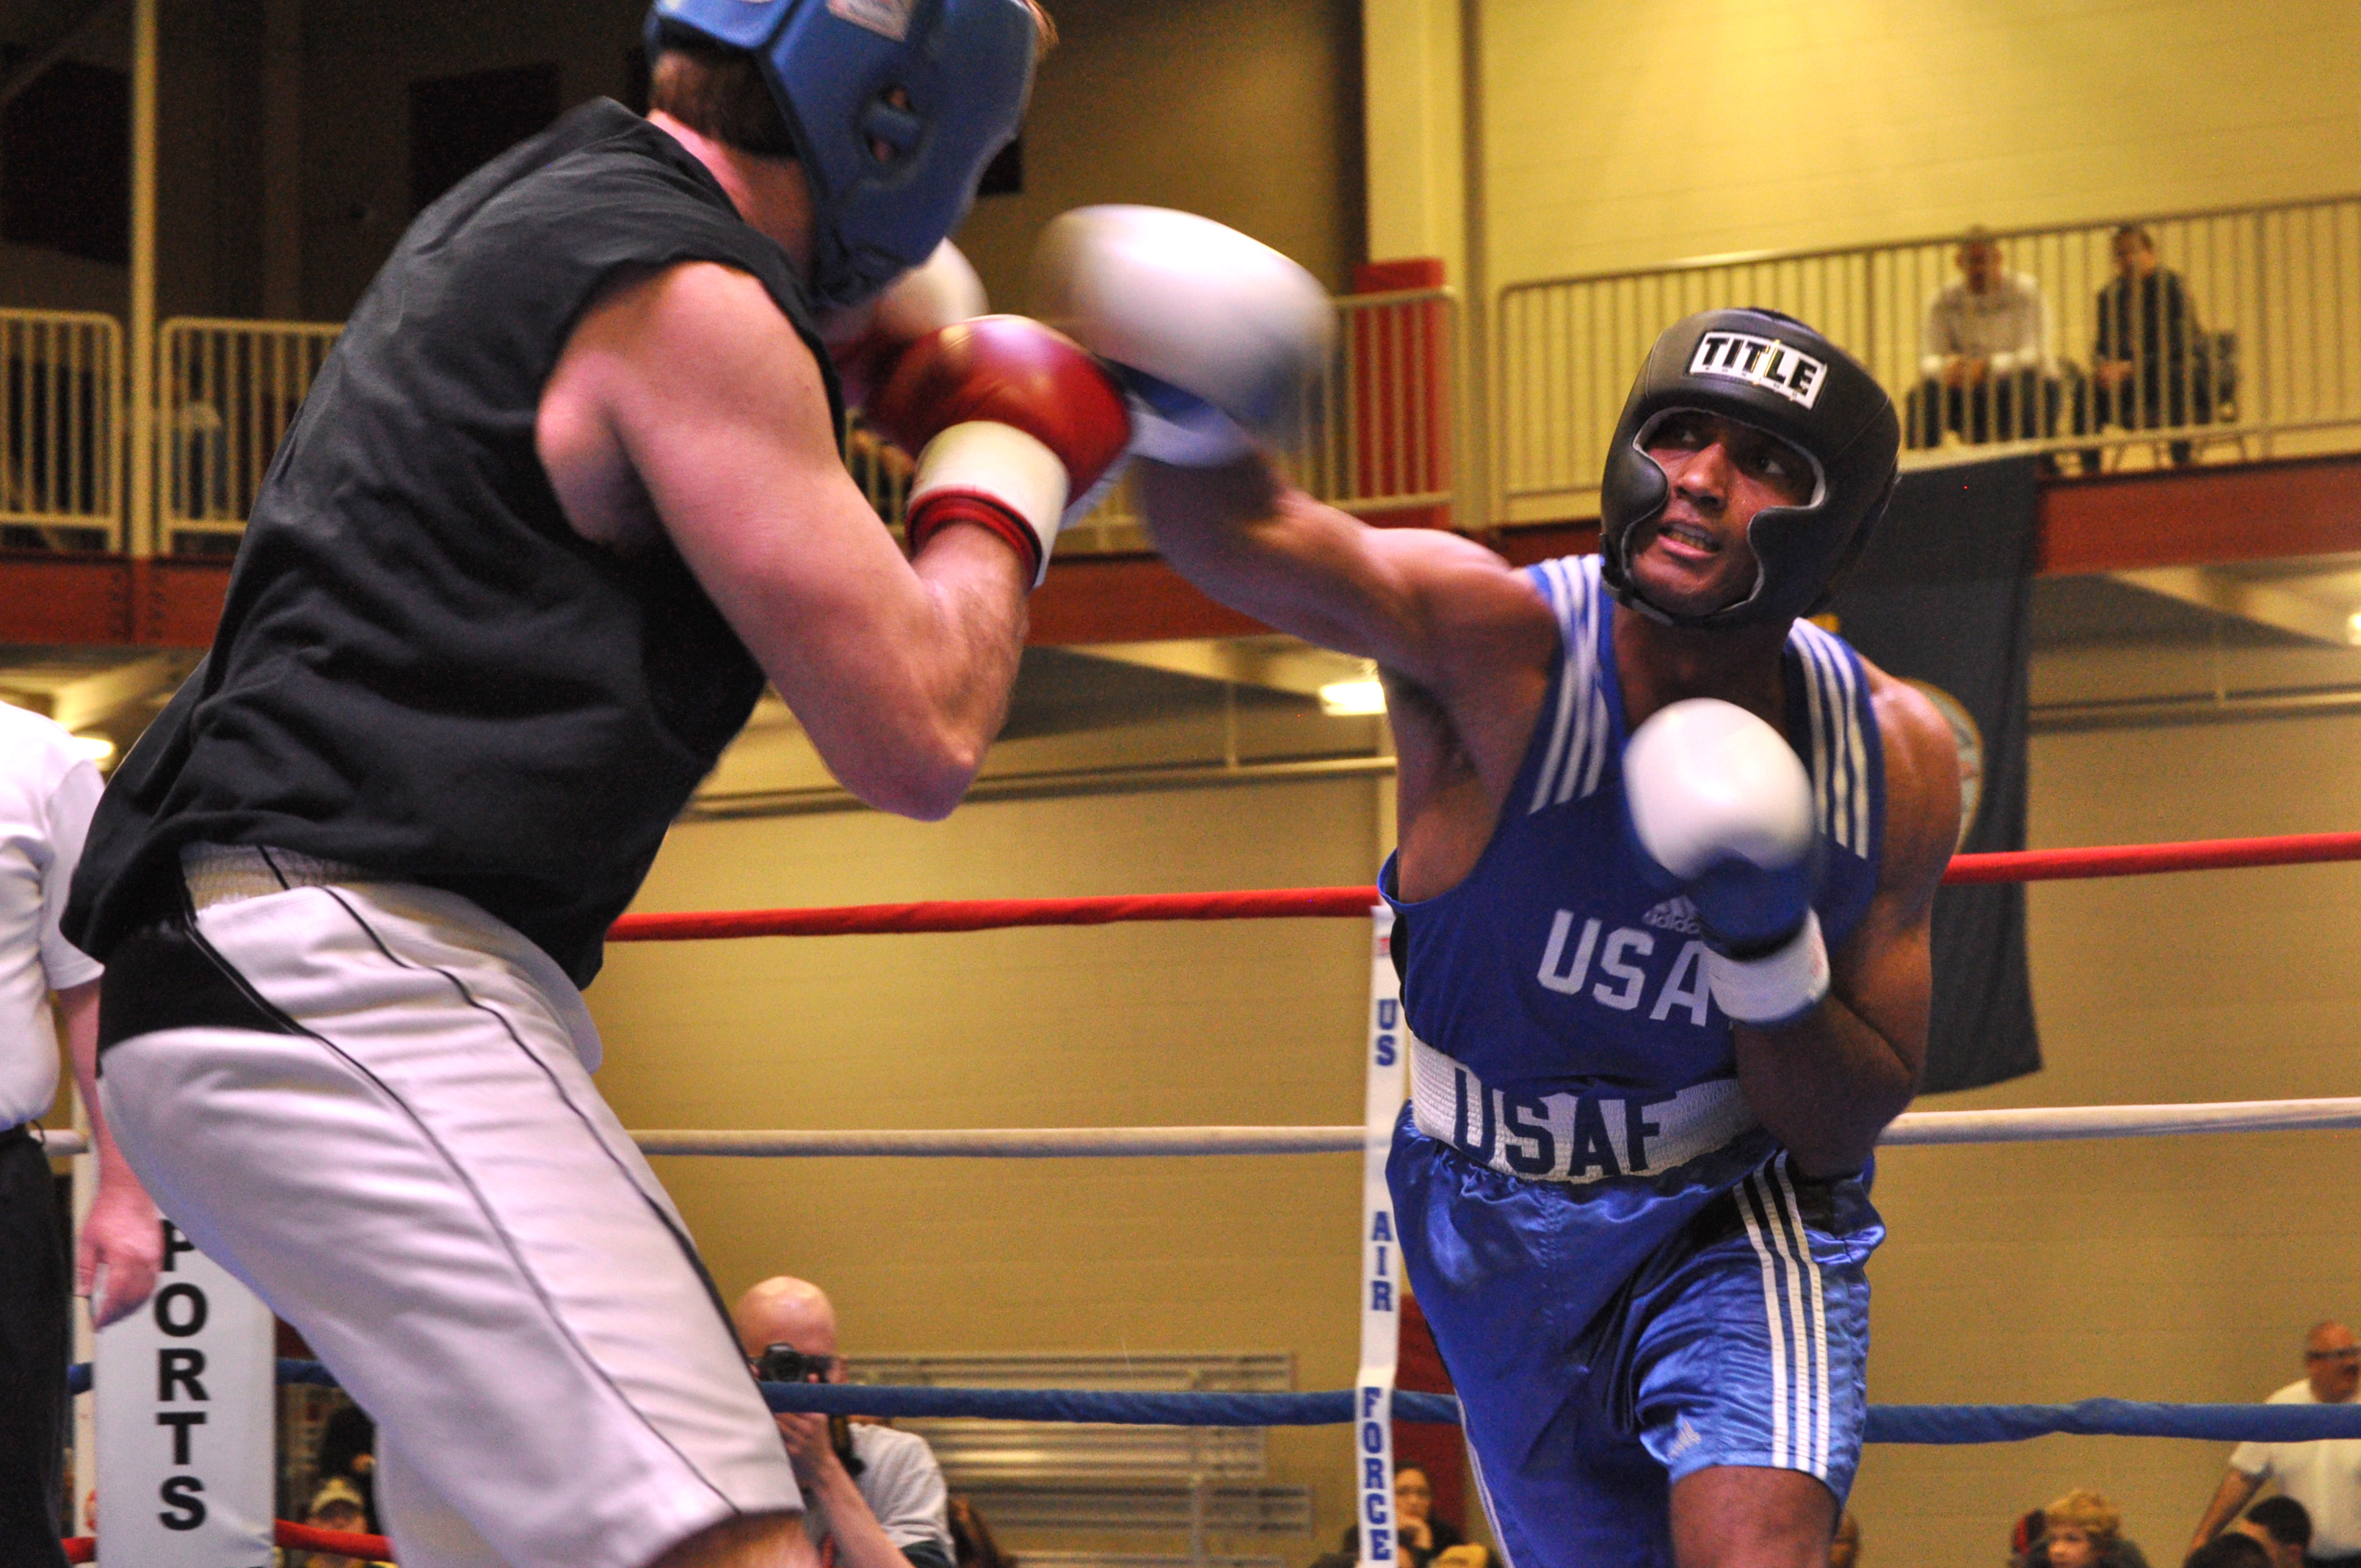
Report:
1313,1464,1480,1568
1831,1509,1861,1567
949,1497,1016,1568
1395,1463,1465,1566
2230,1496,2310,1568
1910,227,2061,451
293,1476,390,1568
734,1276,957,1568
2086,223,2218,465
2016,1488,2153,1568
311,1401,379,1536
2184,1536,2273,1568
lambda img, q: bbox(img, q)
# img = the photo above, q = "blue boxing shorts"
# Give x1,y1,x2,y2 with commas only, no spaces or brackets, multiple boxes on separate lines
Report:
1388,1111,1882,1568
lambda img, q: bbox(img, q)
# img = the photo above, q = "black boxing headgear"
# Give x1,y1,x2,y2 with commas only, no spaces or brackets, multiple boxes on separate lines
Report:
1598,308,1900,629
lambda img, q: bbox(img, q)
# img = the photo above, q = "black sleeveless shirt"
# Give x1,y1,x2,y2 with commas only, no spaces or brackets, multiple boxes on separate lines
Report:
66,101,841,986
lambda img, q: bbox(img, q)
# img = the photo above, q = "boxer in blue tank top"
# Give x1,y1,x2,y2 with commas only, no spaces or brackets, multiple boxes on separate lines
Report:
1113,297,1961,1568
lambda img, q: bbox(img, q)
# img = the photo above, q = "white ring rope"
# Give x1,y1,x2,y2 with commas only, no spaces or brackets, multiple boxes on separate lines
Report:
1879,1095,2361,1144
631,1126,1360,1158
36,1097,2361,1161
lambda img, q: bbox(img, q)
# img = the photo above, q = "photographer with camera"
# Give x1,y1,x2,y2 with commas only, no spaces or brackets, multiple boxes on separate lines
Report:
735,1278,958,1568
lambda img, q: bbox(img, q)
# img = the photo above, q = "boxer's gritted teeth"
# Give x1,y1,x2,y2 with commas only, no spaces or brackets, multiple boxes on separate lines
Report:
1659,520,1719,551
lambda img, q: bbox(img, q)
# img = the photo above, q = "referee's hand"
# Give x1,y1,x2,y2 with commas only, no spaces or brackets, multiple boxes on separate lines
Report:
79,1181,162,1327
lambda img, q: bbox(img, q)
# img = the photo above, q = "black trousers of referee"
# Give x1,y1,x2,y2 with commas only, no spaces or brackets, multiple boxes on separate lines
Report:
0,1125,70,1568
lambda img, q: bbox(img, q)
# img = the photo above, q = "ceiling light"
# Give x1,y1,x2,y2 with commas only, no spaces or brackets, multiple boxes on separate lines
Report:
2347,609,2361,645
70,733,115,766
1319,678,1386,717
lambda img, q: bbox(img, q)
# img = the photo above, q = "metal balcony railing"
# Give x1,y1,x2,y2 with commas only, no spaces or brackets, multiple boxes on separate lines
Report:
1495,194,2361,523
158,316,341,551
17,194,2361,557
846,1352,1309,1560
0,309,122,551
115,288,1463,557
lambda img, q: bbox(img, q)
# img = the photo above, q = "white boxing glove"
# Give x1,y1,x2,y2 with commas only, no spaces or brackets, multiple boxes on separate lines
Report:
871,240,987,345
1031,206,1335,465
822,240,989,407
1622,699,1829,1026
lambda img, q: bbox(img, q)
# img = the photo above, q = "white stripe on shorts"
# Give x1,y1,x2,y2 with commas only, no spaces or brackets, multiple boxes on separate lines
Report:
1734,1161,1832,1479
1734,1171,1793,1469
1769,1159,1834,1478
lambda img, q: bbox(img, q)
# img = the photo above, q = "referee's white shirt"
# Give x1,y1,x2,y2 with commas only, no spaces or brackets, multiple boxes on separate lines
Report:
2230,1379,2361,1556
0,703,104,1127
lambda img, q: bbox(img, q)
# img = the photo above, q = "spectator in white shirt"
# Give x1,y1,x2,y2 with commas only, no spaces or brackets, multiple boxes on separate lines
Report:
1911,228,2060,452
2191,1321,2361,1565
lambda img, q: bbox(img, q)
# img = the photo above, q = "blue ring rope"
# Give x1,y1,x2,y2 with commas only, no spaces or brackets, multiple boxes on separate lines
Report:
61,1361,2361,1442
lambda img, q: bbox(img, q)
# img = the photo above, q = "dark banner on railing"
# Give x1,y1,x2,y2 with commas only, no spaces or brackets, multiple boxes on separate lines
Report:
1828,456,2042,1091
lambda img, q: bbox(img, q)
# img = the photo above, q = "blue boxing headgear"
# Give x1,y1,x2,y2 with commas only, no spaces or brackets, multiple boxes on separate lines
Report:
1599,308,1899,630
646,0,1036,311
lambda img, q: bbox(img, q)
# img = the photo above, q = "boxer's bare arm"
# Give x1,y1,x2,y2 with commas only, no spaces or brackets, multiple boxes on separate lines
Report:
1138,455,1557,793
539,261,1026,821
1732,667,1956,1176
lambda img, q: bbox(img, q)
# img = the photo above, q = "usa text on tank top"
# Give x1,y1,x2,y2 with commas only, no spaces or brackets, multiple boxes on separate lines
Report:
1381,553,1883,1100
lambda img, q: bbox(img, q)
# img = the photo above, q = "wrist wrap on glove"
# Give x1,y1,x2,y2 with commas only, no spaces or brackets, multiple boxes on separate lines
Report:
1704,911,1831,1026
867,316,1131,587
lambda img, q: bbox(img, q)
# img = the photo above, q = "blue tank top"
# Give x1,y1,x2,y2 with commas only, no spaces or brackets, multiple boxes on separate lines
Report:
1381,553,1883,1104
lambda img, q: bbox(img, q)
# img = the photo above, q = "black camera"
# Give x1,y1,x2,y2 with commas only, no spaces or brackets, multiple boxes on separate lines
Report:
752,1342,864,1477
755,1344,838,1385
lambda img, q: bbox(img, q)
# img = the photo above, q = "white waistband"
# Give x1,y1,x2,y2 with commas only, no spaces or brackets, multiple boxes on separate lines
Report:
1409,1039,1759,1184
181,843,377,912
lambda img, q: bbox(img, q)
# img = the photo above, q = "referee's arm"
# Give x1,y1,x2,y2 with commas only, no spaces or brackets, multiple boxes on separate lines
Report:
2188,1464,2266,1553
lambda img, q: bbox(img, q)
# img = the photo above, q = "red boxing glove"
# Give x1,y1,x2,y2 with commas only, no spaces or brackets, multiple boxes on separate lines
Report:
868,315,1132,587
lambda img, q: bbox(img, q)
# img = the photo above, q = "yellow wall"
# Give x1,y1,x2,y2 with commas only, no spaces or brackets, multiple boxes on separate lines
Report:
590,771,1390,1560
1361,0,1465,277
280,0,1367,317
951,0,1367,308
1470,0,2361,284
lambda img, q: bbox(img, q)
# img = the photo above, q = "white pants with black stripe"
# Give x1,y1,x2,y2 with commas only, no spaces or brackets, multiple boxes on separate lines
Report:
98,862,799,1568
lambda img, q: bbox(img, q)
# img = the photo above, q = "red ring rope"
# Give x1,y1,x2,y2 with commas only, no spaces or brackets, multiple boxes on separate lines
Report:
64,1520,398,1562
276,1519,395,1558
606,830,2361,942
1935,830,2361,884
612,886,1378,940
